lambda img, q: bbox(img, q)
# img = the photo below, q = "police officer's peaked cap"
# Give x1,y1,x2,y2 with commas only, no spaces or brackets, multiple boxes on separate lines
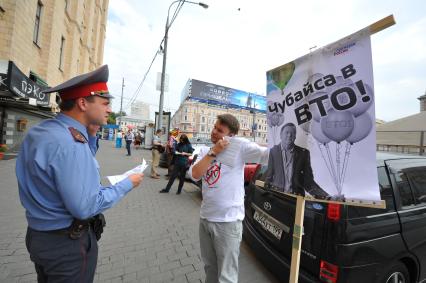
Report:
44,65,113,100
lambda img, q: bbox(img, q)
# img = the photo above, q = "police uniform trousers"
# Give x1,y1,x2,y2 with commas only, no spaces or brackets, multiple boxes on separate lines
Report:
26,227,98,283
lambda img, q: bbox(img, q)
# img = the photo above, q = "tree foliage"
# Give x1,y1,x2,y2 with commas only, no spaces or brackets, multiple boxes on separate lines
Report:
107,111,126,125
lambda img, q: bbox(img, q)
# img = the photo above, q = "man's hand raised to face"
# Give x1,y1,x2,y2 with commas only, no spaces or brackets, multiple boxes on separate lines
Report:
211,137,230,155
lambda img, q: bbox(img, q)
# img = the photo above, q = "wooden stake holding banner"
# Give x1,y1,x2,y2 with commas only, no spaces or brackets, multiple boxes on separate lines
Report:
289,195,305,283
262,15,395,283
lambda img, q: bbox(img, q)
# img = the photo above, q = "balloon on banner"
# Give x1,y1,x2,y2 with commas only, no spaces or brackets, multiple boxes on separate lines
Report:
350,82,374,117
309,91,331,121
321,109,354,143
270,62,295,90
310,119,331,144
267,73,281,94
327,76,353,93
267,82,281,94
330,81,374,117
346,112,373,144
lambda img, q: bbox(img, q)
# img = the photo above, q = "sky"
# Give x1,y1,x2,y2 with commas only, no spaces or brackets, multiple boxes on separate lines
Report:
104,0,426,122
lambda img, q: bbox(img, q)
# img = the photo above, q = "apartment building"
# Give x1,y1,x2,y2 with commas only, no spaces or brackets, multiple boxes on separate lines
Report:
0,0,109,152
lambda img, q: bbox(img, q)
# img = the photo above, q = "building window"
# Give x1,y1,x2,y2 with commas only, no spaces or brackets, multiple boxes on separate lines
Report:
201,125,205,132
184,115,188,121
33,1,43,45
201,116,205,123
59,36,65,70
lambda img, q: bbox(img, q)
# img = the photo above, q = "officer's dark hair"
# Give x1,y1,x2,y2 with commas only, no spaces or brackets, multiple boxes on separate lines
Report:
156,129,162,134
280,122,297,135
59,96,95,111
216,113,239,135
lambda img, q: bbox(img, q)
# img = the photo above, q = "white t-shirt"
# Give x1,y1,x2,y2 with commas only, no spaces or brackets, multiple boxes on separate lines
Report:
188,138,269,222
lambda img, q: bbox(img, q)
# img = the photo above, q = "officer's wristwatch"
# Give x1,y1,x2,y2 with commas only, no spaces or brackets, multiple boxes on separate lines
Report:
207,148,217,158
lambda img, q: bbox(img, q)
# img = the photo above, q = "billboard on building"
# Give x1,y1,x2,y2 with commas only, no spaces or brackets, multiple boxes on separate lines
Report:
185,79,267,113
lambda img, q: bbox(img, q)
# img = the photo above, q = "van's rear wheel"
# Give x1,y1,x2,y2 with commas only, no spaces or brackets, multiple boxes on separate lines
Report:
382,262,409,283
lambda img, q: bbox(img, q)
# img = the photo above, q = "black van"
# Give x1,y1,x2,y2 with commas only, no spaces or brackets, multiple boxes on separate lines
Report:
243,152,426,283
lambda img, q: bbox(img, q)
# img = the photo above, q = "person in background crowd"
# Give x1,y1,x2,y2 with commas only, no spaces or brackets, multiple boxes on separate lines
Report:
140,131,145,145
15,65,144,283
116,130,123,148
151,129,164,179
160,134,193,194
188,113,269,283
166,129,179,178
134,131,142,150
125,128,134,156
96,130,102,149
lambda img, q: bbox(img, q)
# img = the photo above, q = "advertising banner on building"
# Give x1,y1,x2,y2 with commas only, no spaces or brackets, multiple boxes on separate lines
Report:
7,61,50,106
188,79,267,112
265,28,380,201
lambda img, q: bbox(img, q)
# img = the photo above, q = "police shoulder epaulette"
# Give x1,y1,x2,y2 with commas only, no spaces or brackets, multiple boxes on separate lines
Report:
68,127,87,143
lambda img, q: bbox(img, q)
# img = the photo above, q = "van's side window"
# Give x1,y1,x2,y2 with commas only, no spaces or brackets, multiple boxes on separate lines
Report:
377,167,394,211
405,167,426,205
395,172,415,208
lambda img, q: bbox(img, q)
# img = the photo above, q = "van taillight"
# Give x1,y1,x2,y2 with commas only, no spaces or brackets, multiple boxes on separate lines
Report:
320,260,338,283
327,203,341,222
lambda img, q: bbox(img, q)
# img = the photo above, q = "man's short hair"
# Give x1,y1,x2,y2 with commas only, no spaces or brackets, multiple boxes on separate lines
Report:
156,129,162,134
280,122,296,135
59,96,95,111
217,114,240,135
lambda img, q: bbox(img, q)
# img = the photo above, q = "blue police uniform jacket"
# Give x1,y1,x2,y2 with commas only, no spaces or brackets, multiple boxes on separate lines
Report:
16,113,133,231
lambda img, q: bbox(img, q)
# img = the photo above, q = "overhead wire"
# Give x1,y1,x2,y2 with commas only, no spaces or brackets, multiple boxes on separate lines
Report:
123,0,186,111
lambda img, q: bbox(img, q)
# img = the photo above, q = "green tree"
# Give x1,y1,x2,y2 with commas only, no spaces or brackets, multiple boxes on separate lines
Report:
107,111,127,125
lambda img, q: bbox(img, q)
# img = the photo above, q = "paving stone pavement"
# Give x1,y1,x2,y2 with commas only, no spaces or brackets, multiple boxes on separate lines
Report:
0,140,278,283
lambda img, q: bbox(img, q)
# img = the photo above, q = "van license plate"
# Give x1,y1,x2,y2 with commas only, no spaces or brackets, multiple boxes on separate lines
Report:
253,211,283,240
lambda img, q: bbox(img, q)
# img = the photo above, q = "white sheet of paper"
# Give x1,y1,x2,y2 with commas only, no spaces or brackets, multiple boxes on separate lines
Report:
107,159,148,185
216,137,245,167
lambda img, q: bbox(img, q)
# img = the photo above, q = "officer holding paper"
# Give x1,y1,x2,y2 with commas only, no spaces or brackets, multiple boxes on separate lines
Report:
16,65,144,282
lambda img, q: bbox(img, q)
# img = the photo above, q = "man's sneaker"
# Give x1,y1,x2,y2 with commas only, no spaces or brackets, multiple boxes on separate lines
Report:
159,189,169,193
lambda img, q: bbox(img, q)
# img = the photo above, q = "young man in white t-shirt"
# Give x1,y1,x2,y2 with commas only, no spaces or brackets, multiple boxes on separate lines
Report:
188,114,269,283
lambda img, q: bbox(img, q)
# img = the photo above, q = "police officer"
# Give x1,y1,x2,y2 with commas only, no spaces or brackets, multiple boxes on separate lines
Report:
16,65,144,282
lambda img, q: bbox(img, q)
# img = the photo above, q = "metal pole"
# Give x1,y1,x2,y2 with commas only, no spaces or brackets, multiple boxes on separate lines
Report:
420,131,424,156
118,78,124,127
158,1,207,132
158,15,169,132
253,110,256,142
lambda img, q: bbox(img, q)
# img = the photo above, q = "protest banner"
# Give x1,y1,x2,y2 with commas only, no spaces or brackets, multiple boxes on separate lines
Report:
261,15,395,282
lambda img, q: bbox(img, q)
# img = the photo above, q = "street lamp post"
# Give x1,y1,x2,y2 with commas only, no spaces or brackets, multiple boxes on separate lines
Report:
157,0,208,132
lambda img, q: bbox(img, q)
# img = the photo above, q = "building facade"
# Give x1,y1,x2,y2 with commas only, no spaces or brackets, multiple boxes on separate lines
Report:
376,89,426,155
0,0,109,153
172,79,268,144
116,115,152,131
130,100,150,121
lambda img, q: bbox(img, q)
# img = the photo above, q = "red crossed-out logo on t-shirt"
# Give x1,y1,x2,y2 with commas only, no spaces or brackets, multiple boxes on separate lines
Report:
204,162,221,187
